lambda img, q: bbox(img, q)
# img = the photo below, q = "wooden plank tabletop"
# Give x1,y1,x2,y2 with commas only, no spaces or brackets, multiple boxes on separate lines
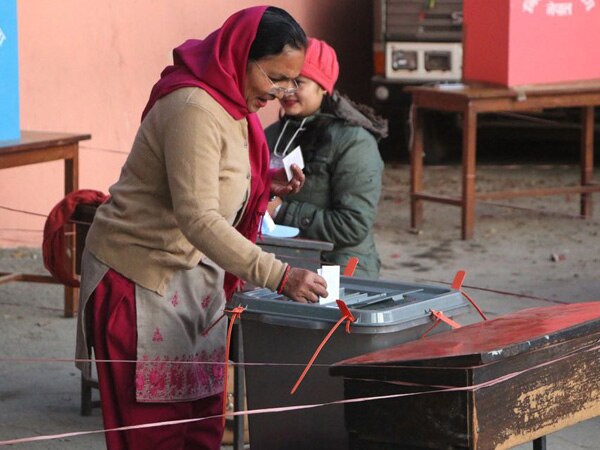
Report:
405,79,600,100
0,130,91,155
332,302,600,368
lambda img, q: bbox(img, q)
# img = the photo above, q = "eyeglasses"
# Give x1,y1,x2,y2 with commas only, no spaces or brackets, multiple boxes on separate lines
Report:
254,62,299,96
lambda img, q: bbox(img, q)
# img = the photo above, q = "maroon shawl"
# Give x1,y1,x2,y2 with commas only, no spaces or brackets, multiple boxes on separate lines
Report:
141,6,271,299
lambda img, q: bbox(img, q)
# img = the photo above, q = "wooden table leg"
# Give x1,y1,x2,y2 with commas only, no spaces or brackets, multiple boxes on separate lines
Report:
461,108,477,240
64,147,80,317
410,105,425,230
232,321,246,450
580,106,594,218
533,435,547,450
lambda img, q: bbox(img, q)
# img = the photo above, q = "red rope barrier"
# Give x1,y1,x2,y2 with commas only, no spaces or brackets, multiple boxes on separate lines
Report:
290,300,356,394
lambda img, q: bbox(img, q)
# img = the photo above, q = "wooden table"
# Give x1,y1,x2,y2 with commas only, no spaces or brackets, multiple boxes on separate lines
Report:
331,302,600,450
0,130,91,317
406,80,600,239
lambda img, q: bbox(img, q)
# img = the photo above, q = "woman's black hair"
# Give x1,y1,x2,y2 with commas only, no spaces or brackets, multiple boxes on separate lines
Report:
248,7,307,60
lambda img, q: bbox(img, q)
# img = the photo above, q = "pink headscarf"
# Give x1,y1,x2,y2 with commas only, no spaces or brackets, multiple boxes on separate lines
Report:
142,6,271,299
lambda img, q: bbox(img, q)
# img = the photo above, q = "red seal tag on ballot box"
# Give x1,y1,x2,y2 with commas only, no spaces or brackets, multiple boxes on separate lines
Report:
463,0,600,86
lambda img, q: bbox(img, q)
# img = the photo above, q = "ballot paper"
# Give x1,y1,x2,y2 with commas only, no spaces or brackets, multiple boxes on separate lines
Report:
260,211,300,238
262,211,276,233
317,265,340,304
283,146,305,181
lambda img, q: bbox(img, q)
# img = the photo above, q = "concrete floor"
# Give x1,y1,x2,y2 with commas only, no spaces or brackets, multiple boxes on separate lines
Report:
1,163,599,449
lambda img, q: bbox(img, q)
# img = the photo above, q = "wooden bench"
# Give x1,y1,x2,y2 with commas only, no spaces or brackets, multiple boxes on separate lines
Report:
406,80,600,239
331,302,600,450
0,131,90,317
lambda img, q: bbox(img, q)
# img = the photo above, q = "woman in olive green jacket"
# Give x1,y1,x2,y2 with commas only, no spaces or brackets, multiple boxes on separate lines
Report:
265,38,387,278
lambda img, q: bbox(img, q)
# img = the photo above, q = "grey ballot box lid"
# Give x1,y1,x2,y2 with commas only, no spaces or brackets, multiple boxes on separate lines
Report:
232,276,471,334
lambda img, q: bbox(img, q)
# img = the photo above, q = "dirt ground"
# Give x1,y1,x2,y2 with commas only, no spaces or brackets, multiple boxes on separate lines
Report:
1,163,599,449
377,163,600,308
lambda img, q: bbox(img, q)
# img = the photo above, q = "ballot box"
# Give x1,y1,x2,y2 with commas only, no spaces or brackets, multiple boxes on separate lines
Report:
463,0,600,86
232,279,476,450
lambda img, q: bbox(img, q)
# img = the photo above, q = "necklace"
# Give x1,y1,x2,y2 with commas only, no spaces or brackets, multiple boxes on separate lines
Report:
272,117,308,157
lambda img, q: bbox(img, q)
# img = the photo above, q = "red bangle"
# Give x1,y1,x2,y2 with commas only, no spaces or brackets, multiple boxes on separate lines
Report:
277,266,291,294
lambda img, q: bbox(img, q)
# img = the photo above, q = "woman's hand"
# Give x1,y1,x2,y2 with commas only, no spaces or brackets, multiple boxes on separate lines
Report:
282,268,328,304
270,164,305,197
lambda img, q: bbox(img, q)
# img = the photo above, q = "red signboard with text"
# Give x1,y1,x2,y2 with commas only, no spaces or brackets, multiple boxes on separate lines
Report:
463,0,600,86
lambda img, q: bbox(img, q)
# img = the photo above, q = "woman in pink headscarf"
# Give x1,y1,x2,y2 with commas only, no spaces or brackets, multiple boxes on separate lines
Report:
75,6,327,449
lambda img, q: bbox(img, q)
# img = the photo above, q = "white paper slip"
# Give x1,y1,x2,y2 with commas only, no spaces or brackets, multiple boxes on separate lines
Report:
262,211,276,233
283,145,305,181
317,265,340,304
260,211,300,238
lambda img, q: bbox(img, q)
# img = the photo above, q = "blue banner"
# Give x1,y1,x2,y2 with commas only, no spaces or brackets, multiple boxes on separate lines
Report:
0,0,20,141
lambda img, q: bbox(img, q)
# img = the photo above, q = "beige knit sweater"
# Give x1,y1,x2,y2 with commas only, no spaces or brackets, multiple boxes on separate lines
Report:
86,87,286,295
